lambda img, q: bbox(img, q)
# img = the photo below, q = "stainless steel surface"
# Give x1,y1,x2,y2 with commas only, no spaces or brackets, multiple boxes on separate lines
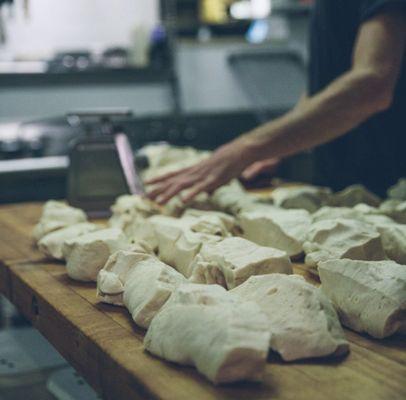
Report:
66,111,144,213
0,156,67,176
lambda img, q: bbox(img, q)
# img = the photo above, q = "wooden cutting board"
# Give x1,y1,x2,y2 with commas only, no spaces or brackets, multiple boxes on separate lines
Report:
0,202,45,264
0,202,405,400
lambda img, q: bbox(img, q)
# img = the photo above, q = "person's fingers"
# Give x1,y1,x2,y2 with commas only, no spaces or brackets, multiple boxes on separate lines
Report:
144,166,192,185
243,161,272,179
241,162,263,180
242,158,280,180
147,162,211,202
181,176,218,203
147,182,172,200
155,179,197,205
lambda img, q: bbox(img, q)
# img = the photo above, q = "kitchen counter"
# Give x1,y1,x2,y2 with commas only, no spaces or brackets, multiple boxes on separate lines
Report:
0,201,405,400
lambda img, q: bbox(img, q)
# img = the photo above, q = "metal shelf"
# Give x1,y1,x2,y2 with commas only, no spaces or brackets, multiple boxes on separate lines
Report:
0,67,173,88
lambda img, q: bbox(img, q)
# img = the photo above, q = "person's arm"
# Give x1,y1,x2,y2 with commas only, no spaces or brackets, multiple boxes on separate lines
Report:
240,92,308,180
241,11,405,161
148,11,406,204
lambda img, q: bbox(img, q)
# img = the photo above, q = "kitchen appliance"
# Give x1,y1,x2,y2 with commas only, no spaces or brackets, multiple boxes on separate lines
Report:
66,109,144,216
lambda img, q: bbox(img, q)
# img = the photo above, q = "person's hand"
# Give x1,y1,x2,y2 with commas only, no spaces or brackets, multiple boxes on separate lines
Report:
146,141,254,205
241,157,281,181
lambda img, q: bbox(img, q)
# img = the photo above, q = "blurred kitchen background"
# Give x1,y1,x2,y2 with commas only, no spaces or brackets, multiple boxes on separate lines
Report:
0,1,312,398
0,0,313,204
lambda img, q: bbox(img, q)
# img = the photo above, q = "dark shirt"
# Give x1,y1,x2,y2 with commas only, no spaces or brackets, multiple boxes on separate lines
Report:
309,0,406,196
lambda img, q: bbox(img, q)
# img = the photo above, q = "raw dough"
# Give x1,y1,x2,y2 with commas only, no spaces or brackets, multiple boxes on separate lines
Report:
311,207,406,264
231,274,349,361
63,228,129,282
140,143,210,181
303,219,386,268
111,194,159,218
379,200,406,224
117,215,158,251
144,283,270,384
97,250,151,306
123,255,187,328
362,216,406,265
33,201,87,241
270,185,332,213
190,237,292,289
182,209,239,235
38,222,99,260
108,195,160,250
239,206,311,258
319,259,406,338
139,145,212,217
139,143,205,168
312,205,396,225
329,184,381,208
387,178,406,201
127,240,155,255
209,180,259,215
189,216,230,238
98,251,186,328
108,194,159,229
150,215,221,277
162,192,213,217
311,206,366,224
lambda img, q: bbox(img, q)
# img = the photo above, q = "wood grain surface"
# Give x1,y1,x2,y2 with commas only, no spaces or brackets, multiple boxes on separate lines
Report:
0,202,405,400
0,202,45,263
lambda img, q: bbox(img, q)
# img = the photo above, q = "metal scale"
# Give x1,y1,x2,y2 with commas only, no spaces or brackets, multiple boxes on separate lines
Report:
66,109,145,216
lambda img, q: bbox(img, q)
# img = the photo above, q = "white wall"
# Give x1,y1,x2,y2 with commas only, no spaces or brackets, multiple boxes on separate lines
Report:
0,0,160,57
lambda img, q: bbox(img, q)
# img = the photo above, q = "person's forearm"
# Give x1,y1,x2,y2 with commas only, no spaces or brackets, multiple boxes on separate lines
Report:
294,92,308,110
146,11,406,205
237,69,392,163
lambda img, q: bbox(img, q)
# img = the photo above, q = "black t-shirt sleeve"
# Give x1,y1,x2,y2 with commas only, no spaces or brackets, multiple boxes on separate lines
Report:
360,0,406,21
